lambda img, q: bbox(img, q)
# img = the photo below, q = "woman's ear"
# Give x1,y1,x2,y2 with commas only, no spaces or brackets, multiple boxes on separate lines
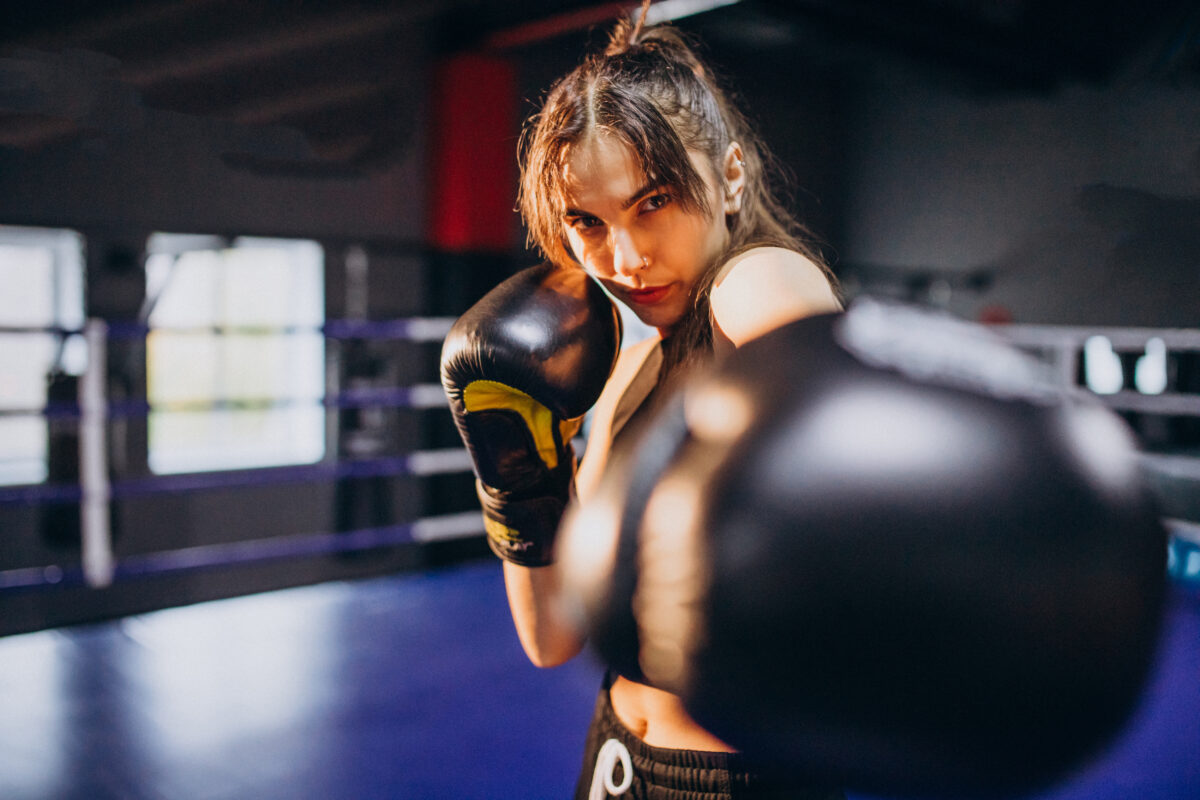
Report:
723,142,746,214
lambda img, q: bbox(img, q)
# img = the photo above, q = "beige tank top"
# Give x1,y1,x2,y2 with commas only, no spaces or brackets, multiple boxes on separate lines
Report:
610,339,663,448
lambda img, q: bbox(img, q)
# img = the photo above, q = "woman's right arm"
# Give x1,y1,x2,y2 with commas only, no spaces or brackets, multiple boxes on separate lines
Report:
501,336,658,667
502,561,583,667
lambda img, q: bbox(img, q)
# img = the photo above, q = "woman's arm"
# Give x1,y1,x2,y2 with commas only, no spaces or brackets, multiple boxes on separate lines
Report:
710,247,842,353
501,337,660,667
502,562,583,667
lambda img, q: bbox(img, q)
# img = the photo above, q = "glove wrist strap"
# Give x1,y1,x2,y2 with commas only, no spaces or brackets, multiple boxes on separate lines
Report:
477,482,567,566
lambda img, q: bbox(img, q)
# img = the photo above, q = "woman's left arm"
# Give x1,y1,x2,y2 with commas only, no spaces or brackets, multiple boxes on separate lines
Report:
709,247,842,353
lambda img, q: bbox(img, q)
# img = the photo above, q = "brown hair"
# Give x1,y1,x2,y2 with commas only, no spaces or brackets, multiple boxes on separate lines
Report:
518,2,840,372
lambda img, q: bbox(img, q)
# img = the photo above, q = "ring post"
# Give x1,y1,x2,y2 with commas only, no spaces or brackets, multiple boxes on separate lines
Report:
80,319,115,588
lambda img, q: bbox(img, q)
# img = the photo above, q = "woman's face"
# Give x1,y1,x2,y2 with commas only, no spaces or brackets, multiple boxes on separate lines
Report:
560,133,732,335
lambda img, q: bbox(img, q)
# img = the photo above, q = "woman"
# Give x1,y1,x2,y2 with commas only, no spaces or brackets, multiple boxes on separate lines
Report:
506,4,845,797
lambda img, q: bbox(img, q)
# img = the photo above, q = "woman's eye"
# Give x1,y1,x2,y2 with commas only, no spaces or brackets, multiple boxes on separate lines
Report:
641,193,672,213
569,215,603,231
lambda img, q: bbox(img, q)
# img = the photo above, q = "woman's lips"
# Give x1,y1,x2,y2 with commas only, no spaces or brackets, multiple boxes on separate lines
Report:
625,284,672,305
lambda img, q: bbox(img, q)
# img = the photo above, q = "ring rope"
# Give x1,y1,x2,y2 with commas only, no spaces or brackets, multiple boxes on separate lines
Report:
0,448,474,506
1,515,1193,594
0,317,456,341
0,510,486,593
0,384,450,419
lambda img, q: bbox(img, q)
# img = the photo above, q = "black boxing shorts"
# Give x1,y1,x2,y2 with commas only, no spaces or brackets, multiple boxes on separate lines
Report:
574,673,845,800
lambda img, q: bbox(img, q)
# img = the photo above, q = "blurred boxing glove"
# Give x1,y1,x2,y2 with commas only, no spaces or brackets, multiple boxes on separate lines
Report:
441,262,621,566
558,298,1167,796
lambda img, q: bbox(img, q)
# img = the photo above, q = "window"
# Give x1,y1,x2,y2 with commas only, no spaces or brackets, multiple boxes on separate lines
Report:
0,226,85,486
145,234,325,474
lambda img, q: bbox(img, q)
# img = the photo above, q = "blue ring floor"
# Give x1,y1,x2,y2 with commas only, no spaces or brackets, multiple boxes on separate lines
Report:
0,561,1196,799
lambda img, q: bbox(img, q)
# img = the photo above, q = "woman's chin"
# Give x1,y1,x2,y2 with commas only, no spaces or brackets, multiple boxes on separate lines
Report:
628,300,688,335
633,310,679,336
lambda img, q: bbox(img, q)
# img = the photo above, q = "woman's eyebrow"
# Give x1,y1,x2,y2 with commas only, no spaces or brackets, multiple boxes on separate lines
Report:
621,181,663,210
619,181,667,211
562,181,663,219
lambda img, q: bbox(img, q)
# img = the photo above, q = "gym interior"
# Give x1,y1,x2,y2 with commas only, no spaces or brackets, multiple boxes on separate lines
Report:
0,1,1197,798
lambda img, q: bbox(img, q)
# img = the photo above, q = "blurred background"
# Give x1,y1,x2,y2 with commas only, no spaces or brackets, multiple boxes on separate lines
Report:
0,1,1197,797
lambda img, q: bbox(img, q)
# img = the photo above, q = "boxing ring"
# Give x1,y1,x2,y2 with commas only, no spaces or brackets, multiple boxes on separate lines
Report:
3,317,1197,590
0,315,484,596
0,313,1197,798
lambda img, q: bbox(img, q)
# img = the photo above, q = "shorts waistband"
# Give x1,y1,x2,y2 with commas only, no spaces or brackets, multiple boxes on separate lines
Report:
594,679,753,794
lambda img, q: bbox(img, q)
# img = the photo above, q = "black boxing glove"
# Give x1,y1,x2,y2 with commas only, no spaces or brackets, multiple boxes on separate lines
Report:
559,299,1167,796
440,262,621,566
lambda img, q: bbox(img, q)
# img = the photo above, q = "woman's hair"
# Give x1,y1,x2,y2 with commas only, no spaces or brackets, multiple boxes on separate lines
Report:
518,2,840,371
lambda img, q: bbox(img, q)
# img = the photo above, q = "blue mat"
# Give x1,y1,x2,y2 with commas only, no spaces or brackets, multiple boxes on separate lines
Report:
0,563,1195,799
0,562,602,799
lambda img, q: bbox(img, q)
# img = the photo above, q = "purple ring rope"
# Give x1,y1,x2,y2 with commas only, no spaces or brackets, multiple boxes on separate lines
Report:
1,386,446,419
0,317,454,341
0,512,485,593
0,449,472,506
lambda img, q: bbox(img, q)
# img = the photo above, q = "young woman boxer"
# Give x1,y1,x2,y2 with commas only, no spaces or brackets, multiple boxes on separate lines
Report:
443,3,844,797
515,7,843,798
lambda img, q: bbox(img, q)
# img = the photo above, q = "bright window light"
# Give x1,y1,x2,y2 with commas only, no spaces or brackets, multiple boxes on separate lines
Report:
1083,335,1124,396
0,225,85,486
145,234,325,474
1134,337,1168,396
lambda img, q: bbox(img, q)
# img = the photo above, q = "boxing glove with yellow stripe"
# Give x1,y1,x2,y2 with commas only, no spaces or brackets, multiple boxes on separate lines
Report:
440,262,621,566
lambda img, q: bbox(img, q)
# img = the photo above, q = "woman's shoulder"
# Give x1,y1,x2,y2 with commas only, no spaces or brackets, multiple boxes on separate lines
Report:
712,246,836,299
710,246,841,348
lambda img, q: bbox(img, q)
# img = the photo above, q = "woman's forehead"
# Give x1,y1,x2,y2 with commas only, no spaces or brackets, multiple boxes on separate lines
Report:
563,133,642,178
558,134,717,209
560,134,646,203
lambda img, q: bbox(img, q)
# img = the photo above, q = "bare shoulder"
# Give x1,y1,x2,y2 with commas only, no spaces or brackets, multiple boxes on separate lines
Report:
710,246,841,348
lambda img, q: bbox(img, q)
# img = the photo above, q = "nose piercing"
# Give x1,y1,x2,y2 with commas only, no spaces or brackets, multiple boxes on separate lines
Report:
642,256,650,268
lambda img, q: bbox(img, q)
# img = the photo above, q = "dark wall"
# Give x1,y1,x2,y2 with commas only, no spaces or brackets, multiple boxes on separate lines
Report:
839,62,1200,326
0,44,432,240
0,25,497,636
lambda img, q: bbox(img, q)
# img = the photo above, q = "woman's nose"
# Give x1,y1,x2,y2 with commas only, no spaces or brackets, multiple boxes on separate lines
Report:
610,228,645,277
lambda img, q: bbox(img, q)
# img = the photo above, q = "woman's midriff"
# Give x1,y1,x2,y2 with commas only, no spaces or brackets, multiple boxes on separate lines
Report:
608,674,738,752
